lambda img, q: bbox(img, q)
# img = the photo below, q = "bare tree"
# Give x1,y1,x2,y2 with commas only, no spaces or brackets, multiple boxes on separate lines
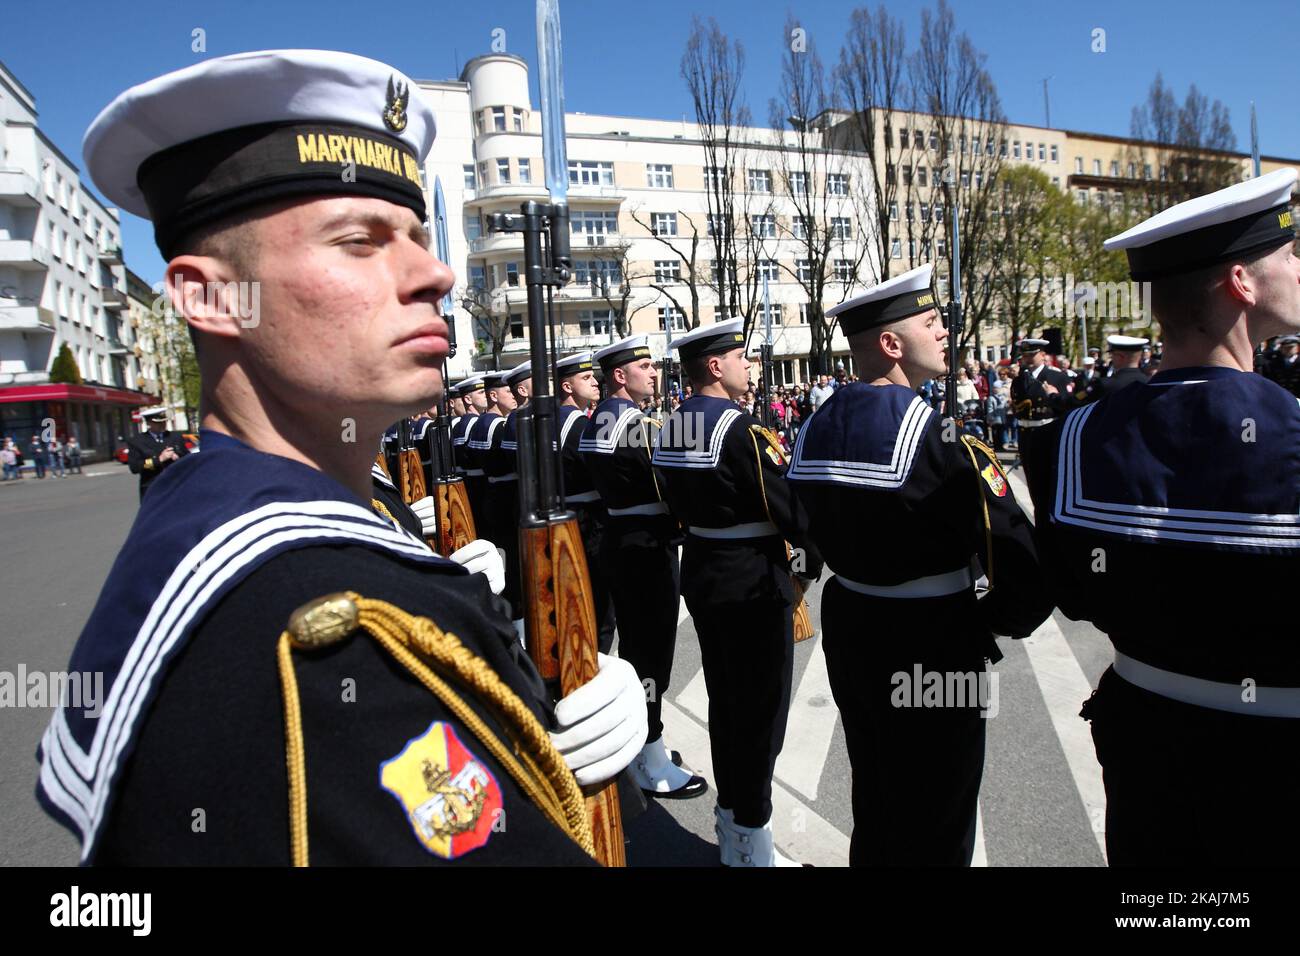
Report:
461,285,511,369
1125,73,1239,214
834,4,908,283
626,206,706,329
911,0,1008,355
769,15,863,375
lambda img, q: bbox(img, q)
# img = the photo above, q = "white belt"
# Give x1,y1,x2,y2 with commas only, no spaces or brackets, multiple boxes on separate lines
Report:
566,490,601,504
835,567,972,599
463,468,485,477
488,473,518,484
1017,418,1055,428
606,502,669,517
689,521,780,540
1114,652,1300,719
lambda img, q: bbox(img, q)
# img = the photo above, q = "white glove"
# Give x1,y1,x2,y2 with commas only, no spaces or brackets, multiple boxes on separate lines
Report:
409,496,439,538
550,654,648,787
449,538,505,595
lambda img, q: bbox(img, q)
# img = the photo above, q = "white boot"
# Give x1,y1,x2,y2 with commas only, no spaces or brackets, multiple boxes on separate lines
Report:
714,806,735,863
723,817,803,867
628,736,708,799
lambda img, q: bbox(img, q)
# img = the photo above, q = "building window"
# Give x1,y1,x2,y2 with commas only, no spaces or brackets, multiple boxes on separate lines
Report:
469,265,486,291
796,259,812,282
465,215,483,240
888,201,899,221
831,216,852,240
518,159,531,184
929,131,939,151
705,165,727,190
1143,164,1152,180
827,173,848,195
496,158,511,184
478,161,489,187
1110,160,1120,177
570,160,615,186
572,210,619,245
1012,141,1021,159
1049,145,1058,163
748,168,773,193
1038,144,1046,161
902,166,913,187
1052,176,1060,186
505,262,520,287
916,166,927,187
758,302,783,326
1024,142,1033,161
960,171,971,188
647,164,675,188
577,309,613,336
1091,158,1101,176
933,203,945,224
834,259,854,282
791,216,808,240
757,259,779,282
899,128,908,149
999,139,1008,158
509,314,525,339
707,214,731,238
654,260,681,283
658,305,686,332
512,109,524,132
1075,157,1084,174
788,171,808,196
1128,162,1137,178
937,238,948,258
905,203,915,223
491,107,506,132
913,130,924,150
651,212,678,236
885,164,896,185
796,304,810,325
464,164,476,190
575,259,622,290
750,214,776,238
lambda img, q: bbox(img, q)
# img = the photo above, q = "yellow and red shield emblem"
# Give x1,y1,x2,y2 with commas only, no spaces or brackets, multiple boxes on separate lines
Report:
980,462,1008,497
380,721,503,859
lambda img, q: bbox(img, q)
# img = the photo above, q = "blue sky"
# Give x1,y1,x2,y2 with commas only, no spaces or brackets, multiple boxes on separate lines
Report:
5,0,1297,285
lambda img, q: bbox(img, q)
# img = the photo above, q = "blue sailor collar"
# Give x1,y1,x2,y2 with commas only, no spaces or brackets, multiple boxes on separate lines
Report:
787,383,934,489
579,397,642,455
466,412,505,450
652,395,743,469
36,428,462,862
557,403,588,447
1146,364,1247,386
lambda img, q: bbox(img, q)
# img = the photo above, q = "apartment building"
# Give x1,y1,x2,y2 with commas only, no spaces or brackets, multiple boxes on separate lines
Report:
0,59,151,454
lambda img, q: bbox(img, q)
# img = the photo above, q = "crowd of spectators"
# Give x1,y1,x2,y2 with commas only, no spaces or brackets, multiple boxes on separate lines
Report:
1,434,83,481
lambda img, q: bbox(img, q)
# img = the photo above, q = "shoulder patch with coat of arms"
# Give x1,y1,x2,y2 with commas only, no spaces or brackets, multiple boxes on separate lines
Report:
380,720,503,859
961,435,1008,497
749,424,786,466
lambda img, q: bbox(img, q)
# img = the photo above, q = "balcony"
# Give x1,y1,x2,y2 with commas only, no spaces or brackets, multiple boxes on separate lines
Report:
566,182,624,204
0,170,40,207
468,233,524,256
0,239,52,270
463,183,550,207
0,305,56,332
97,244,123,266
100,287,128,311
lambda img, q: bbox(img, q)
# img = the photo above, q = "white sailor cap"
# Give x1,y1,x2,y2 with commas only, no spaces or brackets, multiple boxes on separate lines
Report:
503,361,532,387
1104,167,1297,280
555,351,595,377
1107,335,1149,352
1279,335,1300,345
593,334,651,371
1082,357,1096,366
669,319,745,360
1018,338,1050,353
83,49,436,258
453,373,485,396
826,264,937,336
482,370,509,390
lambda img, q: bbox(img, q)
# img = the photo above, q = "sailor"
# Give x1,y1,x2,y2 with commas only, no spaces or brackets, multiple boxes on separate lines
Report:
1024,167,1300,865
555,351,616,653
1071,335,1150,405
488,361,533,624
125,408,190,501
35,50,647,866
652,318,823,866
1010,337,1072,479
580,334,705,801
450,374,486,522
465,370,512,550
787,264,1052,866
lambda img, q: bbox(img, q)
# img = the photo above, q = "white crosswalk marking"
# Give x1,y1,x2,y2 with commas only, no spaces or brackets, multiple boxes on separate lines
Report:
660,699,851,866
773,636,839,801
1021,616,1109,862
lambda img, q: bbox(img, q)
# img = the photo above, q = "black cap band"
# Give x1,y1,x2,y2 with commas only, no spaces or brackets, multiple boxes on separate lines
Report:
598,345,652,372
1126,203,1295,281
838,289,938,337
677,330,745,361
139,121,426,258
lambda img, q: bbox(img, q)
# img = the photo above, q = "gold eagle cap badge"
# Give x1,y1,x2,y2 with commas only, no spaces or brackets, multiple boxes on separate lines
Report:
383,75,409,133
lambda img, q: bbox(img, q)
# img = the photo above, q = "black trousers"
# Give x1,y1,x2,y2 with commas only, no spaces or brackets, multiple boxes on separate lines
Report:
464,473,488,536
575,503,617,654
688,597,794,828
601,520,680,744
821,577,990,866
1085,666,1300,866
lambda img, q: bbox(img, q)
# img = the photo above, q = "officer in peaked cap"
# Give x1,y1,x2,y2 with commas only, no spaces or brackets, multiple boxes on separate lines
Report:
1024,166,1300,864
36,50,648,866
1010,335,1072,480
554,351,617,653
580,334,704,801
1072,335,1150,405
653,318,822,865
786,264,1051,866
125,408,190,501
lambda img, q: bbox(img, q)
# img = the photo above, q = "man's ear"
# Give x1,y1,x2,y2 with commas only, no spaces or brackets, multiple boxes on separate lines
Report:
878,329,904,362
1224,262,1255,308
165,256,246,341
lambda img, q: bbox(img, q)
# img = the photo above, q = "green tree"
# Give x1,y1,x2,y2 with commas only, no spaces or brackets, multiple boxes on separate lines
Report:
48,342,82,385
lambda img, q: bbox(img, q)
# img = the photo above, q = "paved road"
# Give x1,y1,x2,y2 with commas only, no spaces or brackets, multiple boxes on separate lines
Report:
0,458,1114,866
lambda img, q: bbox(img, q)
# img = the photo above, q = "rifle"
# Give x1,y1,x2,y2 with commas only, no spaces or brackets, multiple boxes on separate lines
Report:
482,0,624,867
425,174,477,556
945,204,965,423
392,417,436,550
